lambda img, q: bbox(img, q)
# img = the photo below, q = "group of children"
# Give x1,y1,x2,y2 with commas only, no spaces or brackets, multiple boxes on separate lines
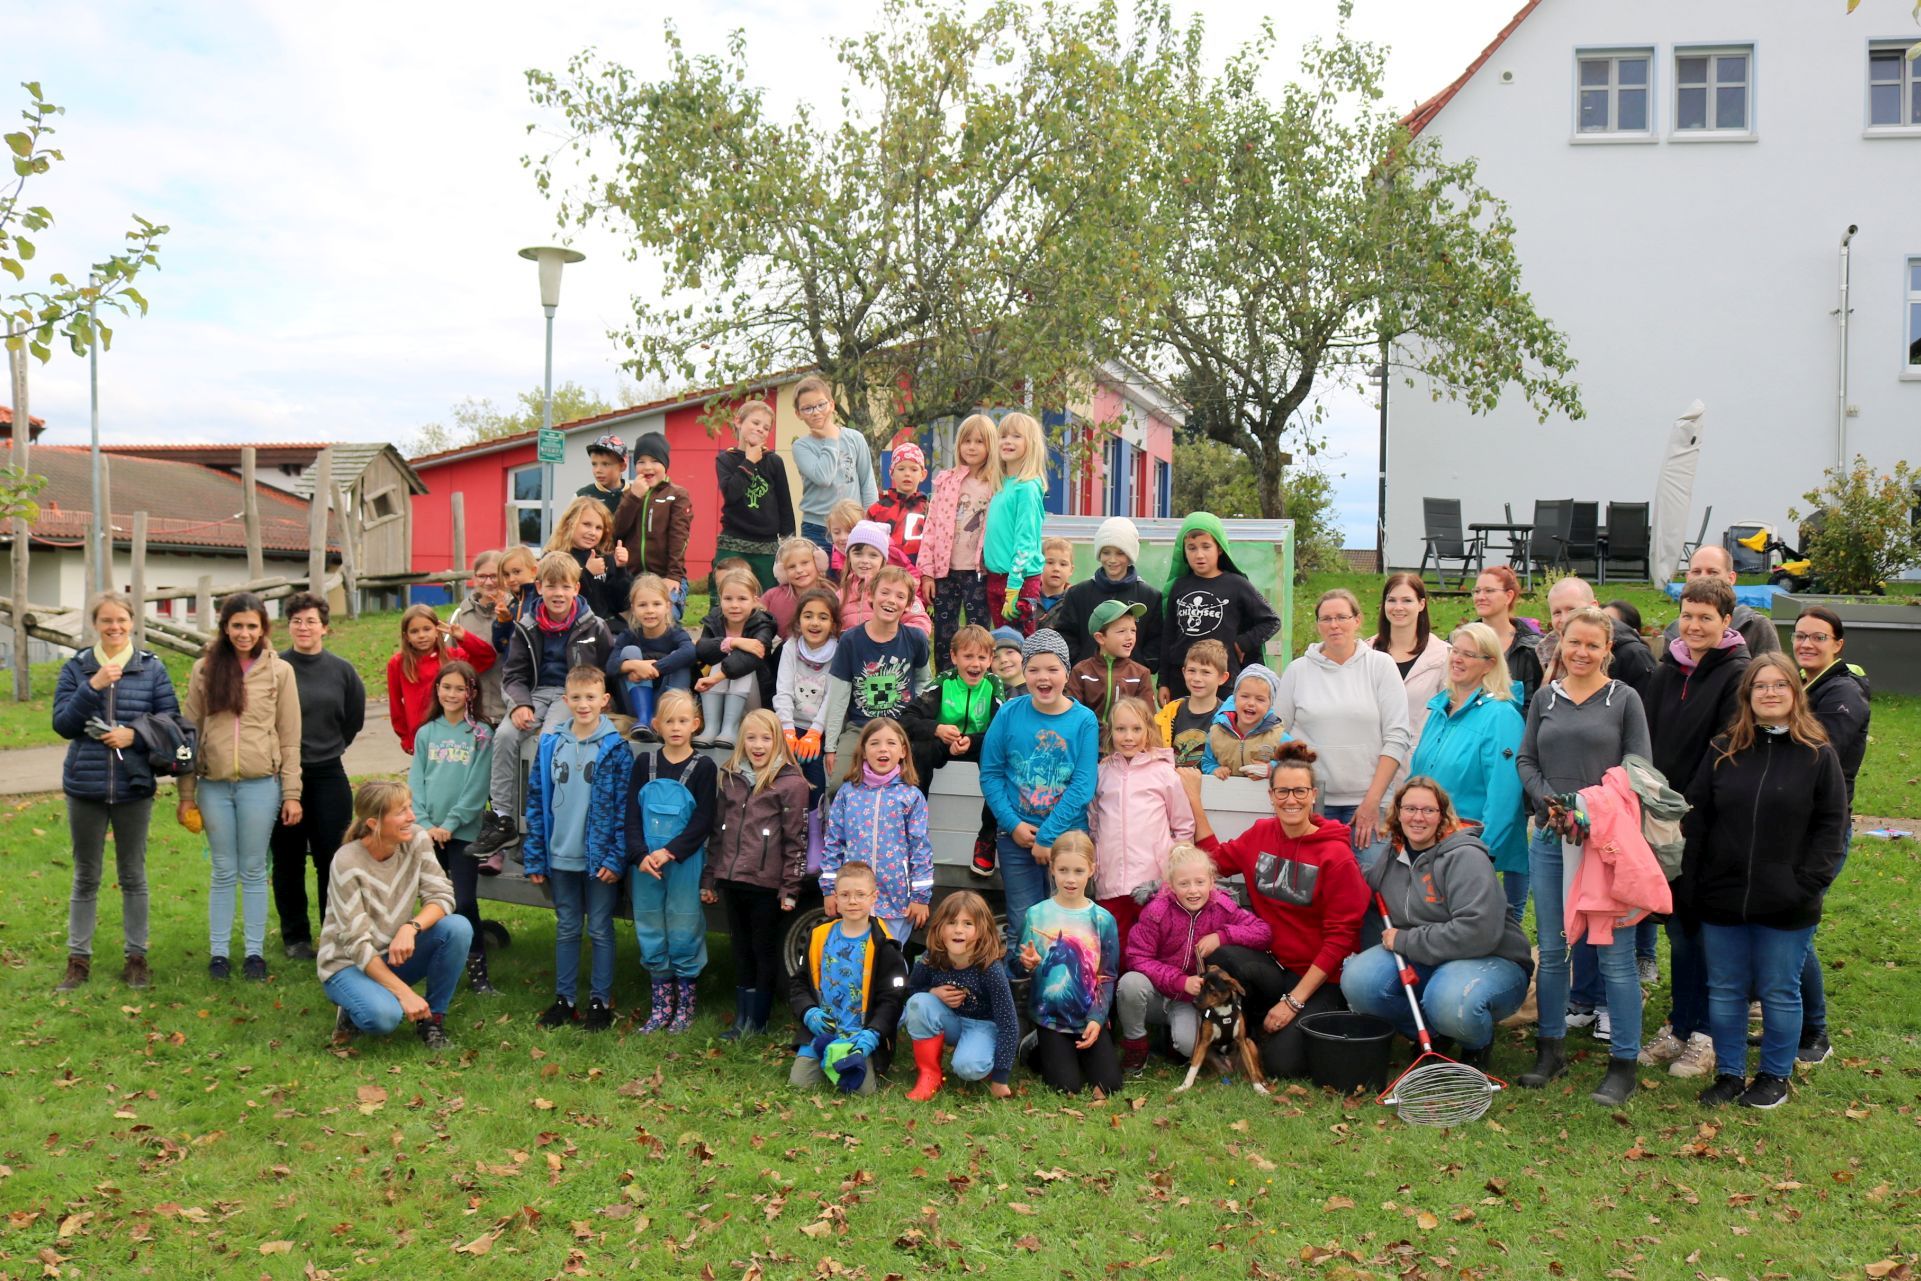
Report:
380,401,1290,1097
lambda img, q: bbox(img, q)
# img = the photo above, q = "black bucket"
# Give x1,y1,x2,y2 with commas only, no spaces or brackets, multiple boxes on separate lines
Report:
1300,1011,1395,1094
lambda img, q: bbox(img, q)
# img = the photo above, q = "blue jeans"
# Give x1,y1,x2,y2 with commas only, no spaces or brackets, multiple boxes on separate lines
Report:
614,645,693,722
1530,826,1642,1059
1340,947,1529,1050
1800,830,1850,1036
200,776,281,960
1663,918,1710,1038
323,915,474,1034
998,833,1053,955
1501,870,1530,926
1635,917,1659,961
1703,921,1816,1080
630,851,708,979
801,521,830,551
902,992,1000,1081
1570,941,1603,1009
548,869,620,1003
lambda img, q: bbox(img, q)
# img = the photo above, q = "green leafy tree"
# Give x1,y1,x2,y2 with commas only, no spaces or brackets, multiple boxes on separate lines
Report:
1171,430,1343,575
1149,11,1581,519
1790,456,1921,596
411,381,619,455
525,0,1196,451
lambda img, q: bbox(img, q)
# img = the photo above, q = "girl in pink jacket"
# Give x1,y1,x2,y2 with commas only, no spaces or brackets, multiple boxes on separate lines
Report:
1114,842,1272,1072
1087,697,1194,947
915,414,1001,659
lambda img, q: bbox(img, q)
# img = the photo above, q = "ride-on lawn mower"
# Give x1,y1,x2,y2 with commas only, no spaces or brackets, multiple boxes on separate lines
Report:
1737,519,1883,595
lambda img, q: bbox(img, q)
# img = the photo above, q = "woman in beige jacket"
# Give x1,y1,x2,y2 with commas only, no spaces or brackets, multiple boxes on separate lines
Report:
178,593,302,982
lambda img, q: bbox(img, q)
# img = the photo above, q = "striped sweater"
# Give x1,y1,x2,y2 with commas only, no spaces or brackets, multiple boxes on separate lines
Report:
316,832,456,982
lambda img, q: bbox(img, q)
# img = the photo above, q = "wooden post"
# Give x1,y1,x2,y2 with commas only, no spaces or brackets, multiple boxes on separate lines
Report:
333,481,360,619
451,491,467,579
196,574,214,632
8,345,29,701
308,448,332,600
241,446,264,582
130,511,149,653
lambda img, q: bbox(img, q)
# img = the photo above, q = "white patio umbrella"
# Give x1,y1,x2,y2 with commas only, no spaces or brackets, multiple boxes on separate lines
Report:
1649,400,1708,583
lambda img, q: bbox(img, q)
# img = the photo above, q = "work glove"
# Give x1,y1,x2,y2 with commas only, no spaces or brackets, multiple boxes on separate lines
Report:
803,1007,831,1037
850,1028,879,1057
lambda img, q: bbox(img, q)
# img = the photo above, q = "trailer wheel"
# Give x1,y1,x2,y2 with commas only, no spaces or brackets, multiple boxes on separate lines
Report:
783,907,831,978
481,920,511,951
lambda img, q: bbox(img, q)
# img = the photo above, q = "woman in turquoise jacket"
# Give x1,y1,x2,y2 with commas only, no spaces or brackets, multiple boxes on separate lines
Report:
1407,623,1528,921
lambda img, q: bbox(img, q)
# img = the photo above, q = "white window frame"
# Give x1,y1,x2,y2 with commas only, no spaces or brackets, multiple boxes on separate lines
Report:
1573,47,1656,142
1867,41,1921,133
1904,256,1921,379
507,464,544,547
1671,44,1755,140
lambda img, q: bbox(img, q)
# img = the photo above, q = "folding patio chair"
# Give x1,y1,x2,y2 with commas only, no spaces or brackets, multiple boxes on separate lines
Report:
1602,501,1651,584
1561,502,1600,576
1529,500,1569,582
1417,498,1483,588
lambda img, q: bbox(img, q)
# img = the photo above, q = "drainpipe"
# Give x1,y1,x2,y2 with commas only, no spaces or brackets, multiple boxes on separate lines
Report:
1836,224,1857,471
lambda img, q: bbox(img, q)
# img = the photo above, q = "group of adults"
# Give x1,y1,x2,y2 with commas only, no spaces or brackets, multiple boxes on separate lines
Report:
1161,543,1863,1110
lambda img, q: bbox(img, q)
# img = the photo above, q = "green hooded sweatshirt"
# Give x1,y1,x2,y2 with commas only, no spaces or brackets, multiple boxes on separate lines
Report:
1161,511,1249,615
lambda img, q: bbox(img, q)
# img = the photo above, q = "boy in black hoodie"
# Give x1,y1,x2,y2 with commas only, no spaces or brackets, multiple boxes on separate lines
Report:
1160,512,1280,701
1050,516,1163,672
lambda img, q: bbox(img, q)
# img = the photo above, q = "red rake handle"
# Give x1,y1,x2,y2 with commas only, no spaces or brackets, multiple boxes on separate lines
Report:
1375,892,1434,1055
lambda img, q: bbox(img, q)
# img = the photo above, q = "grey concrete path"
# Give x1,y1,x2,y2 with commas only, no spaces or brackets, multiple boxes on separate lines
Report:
0,699,414,797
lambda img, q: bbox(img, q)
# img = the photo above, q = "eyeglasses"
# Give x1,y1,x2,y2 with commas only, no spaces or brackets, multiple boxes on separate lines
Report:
796,401,833,416
1270,786,1314,799
1752,681,1794,694
1450,647,1491,662
1792,632,1835,645
1399,805,1441,817
1316,614,1357,624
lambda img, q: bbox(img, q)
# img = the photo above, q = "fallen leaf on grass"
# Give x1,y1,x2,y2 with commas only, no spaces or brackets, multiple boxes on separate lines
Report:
799,1221,834,1239
57,1212,91,1238
355,1085,387,1114
1323,1195,1355,1212
1014,1235,1042,1252
1863,1262,1912,1280
1415,1211,1439,1231
533,1097,556,1111
259,1240,293,1255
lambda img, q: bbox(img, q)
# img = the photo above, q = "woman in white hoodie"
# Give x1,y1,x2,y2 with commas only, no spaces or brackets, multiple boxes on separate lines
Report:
1274,589,1410,847
1365,573,1449,792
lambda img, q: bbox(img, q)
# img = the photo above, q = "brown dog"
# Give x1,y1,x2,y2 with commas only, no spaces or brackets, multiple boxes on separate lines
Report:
1175,964,1270,1095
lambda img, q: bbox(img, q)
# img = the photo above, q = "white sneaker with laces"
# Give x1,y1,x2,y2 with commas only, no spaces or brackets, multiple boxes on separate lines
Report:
1564,1006,1598,1029
1668,1031,1716,1079
1593,1008,1612,1041
1639,1026,1685,1067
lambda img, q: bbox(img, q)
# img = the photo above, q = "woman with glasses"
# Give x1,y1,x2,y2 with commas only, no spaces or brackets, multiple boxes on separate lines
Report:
1273,589,1410,848
1406,623,1529,921
1470,566,1544,709
1515,605,1652,1106
1683,656,1847,1110
790,376,877,549
1339,778,1533,1070
1790,607,1870,1066
1365,573,1450,792
1178,742,1369,1080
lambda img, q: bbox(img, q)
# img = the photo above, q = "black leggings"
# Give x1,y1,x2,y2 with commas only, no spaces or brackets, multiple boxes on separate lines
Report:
1210,944,1346,1079
1034,1024,1123,1096
719,880,784,992
268,760,353,945
433,839,485,958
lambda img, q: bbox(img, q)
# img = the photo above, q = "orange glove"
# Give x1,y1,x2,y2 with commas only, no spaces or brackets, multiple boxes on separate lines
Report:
180,803,204,835
798,730,821,761
785,730,803,759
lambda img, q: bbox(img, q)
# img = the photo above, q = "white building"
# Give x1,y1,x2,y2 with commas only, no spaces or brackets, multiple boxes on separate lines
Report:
1386,0,1921,576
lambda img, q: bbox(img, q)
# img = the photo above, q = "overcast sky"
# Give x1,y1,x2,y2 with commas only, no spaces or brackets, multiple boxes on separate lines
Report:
10,0,1524,544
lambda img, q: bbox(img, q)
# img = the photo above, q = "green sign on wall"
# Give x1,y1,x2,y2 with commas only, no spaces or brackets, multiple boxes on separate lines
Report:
537,429,566,464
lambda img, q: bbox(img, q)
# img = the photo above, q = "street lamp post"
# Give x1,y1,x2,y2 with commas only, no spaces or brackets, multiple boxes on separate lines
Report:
517,245,585,544
89,276,105,602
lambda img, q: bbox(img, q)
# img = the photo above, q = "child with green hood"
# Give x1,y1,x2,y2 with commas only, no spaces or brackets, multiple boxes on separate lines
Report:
1161,513,1281,701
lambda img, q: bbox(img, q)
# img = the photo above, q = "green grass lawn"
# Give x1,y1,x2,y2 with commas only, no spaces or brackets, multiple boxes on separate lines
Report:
2,793,1919,1278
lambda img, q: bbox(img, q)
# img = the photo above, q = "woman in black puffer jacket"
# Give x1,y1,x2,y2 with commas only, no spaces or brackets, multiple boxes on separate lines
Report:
51,593,182,993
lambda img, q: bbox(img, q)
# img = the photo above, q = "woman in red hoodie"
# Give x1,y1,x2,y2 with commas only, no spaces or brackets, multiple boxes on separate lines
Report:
1178,741,1369,1079
386,605,495,754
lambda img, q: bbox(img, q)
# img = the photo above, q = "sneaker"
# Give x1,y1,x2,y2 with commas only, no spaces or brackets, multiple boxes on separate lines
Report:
1563,1005,1598,1029
1796,1030,1832,1065
55,955,90,992
283,939,317,961
242,955,269,982
416,1016,450,1051
208,956,232,981
1639,1026,1686,1067
1738,1072,1790,1109
582,997,615,1032
1668,1031,1716,1079
536,997,577,1028
1636,956,1660,985
469,812,520,859
1592,1008,1612,1041
1697,1073,1746,1107
120,955,151,990
970,835,997,878
332,1006,359,1047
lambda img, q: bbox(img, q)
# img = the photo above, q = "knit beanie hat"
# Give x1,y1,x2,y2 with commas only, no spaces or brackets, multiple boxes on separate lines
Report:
991,626,1025,653
1094,516,1141,567
634,432,670,466
847,520,891,558
1022,629,1070,670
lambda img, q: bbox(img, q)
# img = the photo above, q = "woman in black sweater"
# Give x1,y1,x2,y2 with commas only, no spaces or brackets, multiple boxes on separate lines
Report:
1682,655,1847,1111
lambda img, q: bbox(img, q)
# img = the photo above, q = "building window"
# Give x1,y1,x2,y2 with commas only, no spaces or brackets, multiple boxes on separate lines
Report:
509,465,544,547
1675,48,1750,132
362,484,402,525
1576,51,1653,134
1907,258,1921,369
1869,44,1921,127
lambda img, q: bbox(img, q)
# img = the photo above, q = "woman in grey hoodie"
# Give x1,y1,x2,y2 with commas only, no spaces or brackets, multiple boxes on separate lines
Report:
1515,606,1652,1107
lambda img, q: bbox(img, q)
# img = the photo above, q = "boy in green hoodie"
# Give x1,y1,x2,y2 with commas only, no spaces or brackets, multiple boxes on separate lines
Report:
1160,512,1281,702
899,624,1003,875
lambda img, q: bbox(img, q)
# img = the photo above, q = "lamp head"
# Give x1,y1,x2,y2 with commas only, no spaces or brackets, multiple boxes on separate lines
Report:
518,245,585,309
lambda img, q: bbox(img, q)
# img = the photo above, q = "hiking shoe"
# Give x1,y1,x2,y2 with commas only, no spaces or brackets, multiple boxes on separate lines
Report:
582,997,615,1032
1563,1005,1598,1030
1796,1030,1832,1065
1667,1032,1716,1079
469,812,520,858
416,1016,450,1051
1517,1037,1567,1089
1639,1027,1686,1067
1592,1009,1612,1041
1738,1072,1790,1110
55,955,90,992
970,835,997,878
208,956,232,981
536,997,577,1028
1636,956,1660,985
283,939,317,961
121,955,152,990
1698,1073,1746,1107
242,955,269,982
332,1006,359,1046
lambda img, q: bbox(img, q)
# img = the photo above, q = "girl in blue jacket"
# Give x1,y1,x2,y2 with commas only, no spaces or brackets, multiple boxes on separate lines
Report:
821,718,933,943
52,593,181,992
1407,623,1529,921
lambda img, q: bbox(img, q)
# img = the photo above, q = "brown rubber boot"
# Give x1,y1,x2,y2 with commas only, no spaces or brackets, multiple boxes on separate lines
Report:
55,955,90,992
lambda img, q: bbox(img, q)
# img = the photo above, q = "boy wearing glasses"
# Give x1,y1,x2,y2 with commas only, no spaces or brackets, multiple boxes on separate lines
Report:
1159,512,1280,700
791,375,878,548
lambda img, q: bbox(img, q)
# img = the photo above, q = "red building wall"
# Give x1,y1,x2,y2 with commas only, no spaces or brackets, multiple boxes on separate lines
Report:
411,442,534,576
